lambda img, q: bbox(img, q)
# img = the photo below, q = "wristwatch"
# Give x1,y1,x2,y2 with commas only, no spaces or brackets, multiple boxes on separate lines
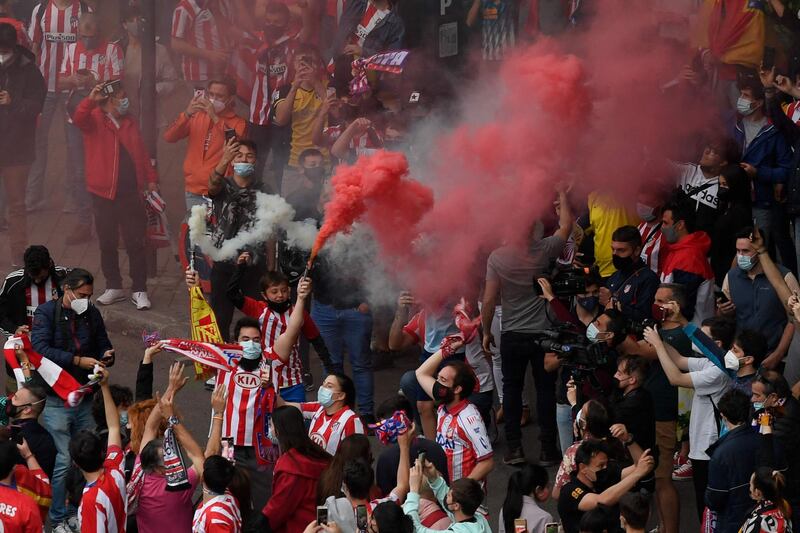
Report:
624,434,635,447
168,415,180,427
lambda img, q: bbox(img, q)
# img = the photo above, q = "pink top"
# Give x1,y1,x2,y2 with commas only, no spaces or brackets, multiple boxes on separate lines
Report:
135,457,200,533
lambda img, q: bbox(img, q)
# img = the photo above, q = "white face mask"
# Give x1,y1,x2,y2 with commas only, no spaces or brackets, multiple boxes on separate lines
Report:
737,96,757,116
724,350,743,371
70,290,90,315
0,52,12,66
210,98,226,113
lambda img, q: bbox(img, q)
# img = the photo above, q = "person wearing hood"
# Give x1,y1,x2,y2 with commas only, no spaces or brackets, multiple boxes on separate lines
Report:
720,227,800,369
0,22,45,265
251,405,332,533
710,164,752,285
403,458,491,533
658,199,715,326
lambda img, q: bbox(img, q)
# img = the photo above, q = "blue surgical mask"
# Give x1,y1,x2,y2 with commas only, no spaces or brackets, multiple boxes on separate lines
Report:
737,253,757,271
117,97,130,115
317,386,335,407
719,422,730,438
753,402,765,412
636,203,656,222
661,224,679,244
241,340,261,360
586,322,601,343
737,96,756,116
233,162,255,178
119,411,128,427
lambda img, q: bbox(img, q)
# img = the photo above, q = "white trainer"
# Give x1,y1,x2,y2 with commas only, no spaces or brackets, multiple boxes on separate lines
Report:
131,291,151,310
96,289,126,305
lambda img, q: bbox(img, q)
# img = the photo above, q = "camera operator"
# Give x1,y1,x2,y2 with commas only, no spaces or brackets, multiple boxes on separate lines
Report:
481,184,572,466
599,226,660,322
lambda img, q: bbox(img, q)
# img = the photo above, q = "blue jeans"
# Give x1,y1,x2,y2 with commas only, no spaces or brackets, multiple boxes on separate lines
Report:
280,383,306,403
556,402,574,454
41,397,95,522
27,92,65,210
311,300,374,415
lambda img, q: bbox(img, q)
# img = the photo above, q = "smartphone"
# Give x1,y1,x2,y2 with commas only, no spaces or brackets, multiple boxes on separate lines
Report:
101,79,122,97
224,128,237,142
356,505,368,531
544,523,559,533
194,88,206,99
514,518,528,533
316,506,328,525
763,46,776,71
714,290,729,304
417,451,426,464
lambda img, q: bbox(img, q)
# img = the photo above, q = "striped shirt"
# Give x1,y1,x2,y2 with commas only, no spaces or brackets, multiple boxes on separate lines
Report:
78,445,127,533
24,276,56,326
249,35,296,126
217,360,272,446
638,221,668,276
192,492,242,533
351,4,389,47
29,0,83,92
241,296,320,389
435,400,493,483
300,402,365,455
13,465,51,522
171,0,223,82
60,39,123,82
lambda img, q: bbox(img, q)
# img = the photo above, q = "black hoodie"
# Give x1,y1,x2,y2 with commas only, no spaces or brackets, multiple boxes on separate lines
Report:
0,44,46,166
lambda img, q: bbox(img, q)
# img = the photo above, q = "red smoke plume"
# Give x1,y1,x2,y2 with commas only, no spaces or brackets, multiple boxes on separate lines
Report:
317,0,716,305
310,151,433,263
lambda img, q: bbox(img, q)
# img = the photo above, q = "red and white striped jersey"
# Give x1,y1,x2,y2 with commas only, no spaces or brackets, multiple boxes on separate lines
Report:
192,492,242,533
25,277,56,326
785,100,800,125
435,400,493,483
326,0,346,26
241,297,320,389
29,0,83,92
171,0,223,82
350,4,389,47
217,361,272,446
249,35,297,126
300,402,365,455
78,445,127,533
60,40,123,81
638,221,668,276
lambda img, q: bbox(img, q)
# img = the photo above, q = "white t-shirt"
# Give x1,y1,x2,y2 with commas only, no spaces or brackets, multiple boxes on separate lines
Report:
687,358,730,461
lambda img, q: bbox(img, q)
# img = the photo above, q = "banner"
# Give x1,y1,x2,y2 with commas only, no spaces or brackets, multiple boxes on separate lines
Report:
189,287,224,378
162,338,242,374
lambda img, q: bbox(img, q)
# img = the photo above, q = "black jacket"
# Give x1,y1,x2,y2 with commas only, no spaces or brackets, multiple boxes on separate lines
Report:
757,397,800,507
0,266,68,336
705,425,761,533
10,417,55,478
0,45,46,166
331,0,404,59
30,299,113,395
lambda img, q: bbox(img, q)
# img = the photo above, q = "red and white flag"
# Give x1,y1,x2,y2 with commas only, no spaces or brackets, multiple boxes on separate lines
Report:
162,339,242,373
3,335,96,407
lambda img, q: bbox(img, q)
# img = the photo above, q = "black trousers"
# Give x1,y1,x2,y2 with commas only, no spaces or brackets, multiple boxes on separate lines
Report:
692,458,710,522
210,261,265,341
92,192,147,292
500,331,557,451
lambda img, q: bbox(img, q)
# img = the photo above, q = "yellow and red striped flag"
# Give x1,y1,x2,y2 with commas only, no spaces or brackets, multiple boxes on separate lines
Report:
189,286,223,379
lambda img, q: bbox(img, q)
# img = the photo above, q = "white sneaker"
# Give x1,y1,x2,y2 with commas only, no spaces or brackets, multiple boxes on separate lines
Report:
53,522,72,533
96,289,126,305
131,291,151,310
67,515,81,532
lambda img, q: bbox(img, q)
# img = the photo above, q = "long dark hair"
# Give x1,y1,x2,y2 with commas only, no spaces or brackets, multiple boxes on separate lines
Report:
272,406,331,462
752,467,791,518
317,433,372,503
502,464,549,533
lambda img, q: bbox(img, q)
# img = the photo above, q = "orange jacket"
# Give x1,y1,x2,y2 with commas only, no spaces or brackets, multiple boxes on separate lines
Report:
163,109,247,195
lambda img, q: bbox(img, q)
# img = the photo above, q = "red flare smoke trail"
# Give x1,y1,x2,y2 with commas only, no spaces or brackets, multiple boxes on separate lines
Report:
309,151,433,263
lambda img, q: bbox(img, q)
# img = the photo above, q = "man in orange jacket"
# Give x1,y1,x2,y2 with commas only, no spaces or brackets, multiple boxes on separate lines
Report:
163,78,247,212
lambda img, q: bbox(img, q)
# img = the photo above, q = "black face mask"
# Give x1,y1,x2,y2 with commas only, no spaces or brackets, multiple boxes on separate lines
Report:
593,468,609,487
264,24,286,40
267,299,291,313
612,254,635,272
432,382,455,405
5,401,19,419
717,186,731,204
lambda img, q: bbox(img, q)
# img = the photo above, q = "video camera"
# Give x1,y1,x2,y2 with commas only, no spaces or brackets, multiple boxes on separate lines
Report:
534,264,595,298
532,323,610,371
625,317,657,340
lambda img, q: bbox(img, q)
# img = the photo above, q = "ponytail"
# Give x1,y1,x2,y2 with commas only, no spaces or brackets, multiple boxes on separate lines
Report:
753,467,791,518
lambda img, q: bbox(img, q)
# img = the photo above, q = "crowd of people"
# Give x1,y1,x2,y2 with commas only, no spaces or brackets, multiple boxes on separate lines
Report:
3,0,800,532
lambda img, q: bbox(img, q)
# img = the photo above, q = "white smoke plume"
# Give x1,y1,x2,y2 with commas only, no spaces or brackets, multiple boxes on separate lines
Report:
188,192,318,262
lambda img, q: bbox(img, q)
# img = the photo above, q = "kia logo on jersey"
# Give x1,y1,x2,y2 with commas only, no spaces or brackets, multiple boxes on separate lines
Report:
234,372,260,390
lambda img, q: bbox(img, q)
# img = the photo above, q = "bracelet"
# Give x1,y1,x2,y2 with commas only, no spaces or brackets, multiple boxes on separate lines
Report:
624,435,635,446
77,356,82,367
168,415,180,427
212,415,223,421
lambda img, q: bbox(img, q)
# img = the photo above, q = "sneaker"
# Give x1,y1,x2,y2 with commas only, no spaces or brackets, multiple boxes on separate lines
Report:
672,457,693,481
303,371,314,392
539,448,562,467
96,289,127,306
66,223,92,244
205,376,216,391
131,291,151,310
67,515,81,532
53,522,72,533
503,447,526,465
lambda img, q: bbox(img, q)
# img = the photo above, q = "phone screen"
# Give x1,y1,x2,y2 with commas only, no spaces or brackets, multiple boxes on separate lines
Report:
316,506,328,525
544,524,559,533
356,505,368,530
